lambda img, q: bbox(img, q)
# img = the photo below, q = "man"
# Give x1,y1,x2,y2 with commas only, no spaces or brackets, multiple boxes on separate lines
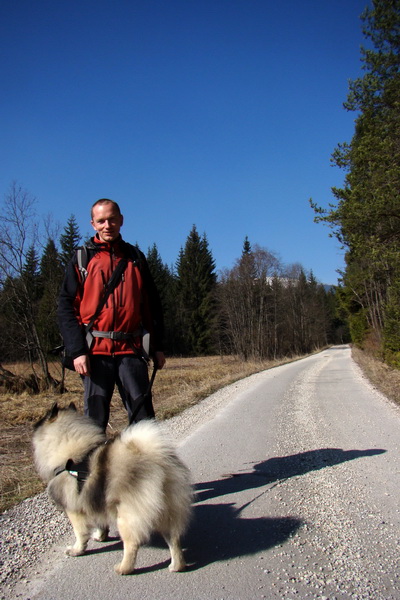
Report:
57,198,166,430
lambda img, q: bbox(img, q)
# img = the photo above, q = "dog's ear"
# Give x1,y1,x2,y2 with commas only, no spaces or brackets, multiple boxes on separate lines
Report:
34,403,58,430
68,402,77,412
48,403,59,421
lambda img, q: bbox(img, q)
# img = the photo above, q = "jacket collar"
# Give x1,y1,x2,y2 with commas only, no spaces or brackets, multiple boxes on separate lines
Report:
92,234,123,252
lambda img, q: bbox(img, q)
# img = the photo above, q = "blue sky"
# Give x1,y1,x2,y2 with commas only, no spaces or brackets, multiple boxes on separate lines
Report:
0,0,369,284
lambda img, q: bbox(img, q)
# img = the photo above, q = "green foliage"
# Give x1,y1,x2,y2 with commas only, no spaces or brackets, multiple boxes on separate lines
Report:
37,239,65,352
311,0,400,363
59,215,81,267
348,309,369,349
242,235,252,256
176,225,217,355
325,288,350,345
22,245,40,300
0,200,345,375
146,243,171,307
383,281,400,367
146,243,179,355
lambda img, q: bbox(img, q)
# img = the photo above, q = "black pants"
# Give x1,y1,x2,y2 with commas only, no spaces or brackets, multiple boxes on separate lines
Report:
83,355,154,430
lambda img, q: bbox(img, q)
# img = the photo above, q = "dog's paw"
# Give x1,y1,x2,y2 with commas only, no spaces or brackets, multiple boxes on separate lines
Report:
169,561,186,572
92,528,109,542
114,562,133,576
66,546,86,557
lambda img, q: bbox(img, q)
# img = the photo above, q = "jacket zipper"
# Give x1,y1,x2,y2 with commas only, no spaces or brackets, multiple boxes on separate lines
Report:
120,272,125,307
100,270,108,307
111,249,116,355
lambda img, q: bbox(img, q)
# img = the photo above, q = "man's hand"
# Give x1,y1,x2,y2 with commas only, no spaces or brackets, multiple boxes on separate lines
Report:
154,351,166,370
73,355,90,376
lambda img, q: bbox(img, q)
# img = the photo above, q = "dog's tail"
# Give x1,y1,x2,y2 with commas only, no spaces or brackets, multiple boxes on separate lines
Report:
120,419,175,456
119,420,193,534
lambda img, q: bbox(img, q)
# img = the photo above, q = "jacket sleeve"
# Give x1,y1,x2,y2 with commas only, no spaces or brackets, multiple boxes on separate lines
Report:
137,250,165,353
56,256,88,358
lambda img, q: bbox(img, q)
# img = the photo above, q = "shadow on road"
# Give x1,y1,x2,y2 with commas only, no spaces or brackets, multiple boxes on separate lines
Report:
82,510,302,573
195,447,386,504
185,504,302,570
78,447,385,573
182,447,385,569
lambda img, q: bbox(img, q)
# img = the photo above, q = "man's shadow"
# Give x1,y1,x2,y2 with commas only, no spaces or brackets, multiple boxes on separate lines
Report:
195,447,386,503
183,447,385,569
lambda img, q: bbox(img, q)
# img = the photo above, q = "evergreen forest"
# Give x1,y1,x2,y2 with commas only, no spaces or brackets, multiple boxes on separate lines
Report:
0,0,398,389
311,0,400,368
0,198,344,391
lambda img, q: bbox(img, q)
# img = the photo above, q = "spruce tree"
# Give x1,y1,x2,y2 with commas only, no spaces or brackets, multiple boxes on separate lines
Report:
22,245,40,302
176,225,217,355
311,0,400,357
146,243,170,308
37,239,64,352
242,236,252,256
146,243,178,354
59,215,81,268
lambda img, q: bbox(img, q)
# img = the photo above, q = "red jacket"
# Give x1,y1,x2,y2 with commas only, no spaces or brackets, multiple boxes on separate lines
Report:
57,236,164,358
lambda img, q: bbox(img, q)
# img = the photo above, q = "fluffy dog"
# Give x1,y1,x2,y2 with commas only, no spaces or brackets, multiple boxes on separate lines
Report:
33,403,192,575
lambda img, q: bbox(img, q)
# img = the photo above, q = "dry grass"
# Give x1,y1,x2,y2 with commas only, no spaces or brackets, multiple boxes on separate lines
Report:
3,348,397,514
0,355,291,513
352,346,400,407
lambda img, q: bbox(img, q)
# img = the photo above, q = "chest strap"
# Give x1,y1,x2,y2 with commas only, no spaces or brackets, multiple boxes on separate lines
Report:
53,449,99,491
91,329,141,341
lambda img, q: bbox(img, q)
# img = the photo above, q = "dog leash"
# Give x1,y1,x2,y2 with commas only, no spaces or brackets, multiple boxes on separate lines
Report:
129,364,158,425
53,366,159,485
53,365,159,482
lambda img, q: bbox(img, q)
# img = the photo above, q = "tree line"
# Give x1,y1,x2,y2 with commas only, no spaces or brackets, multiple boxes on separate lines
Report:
0,184,344,390
311,0,400,368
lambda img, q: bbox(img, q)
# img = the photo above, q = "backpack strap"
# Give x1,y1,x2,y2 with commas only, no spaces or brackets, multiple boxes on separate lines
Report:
121,241,142,267
84,258,128,332
76,241,141,287
76,245,89,283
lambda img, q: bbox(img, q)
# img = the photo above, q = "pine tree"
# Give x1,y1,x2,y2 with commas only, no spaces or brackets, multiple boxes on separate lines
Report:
239,236,257,281
242,236,252,256
146,243,178,354
176,226,217,355
59,215,81,268
311,0,400,357
22,245,40,302
37,239,64,352
146,243,170,308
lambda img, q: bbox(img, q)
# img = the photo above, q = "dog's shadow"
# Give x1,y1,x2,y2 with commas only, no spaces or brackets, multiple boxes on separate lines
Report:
83,447,385,572
185,504,302,570
183,447,386,569
84,537,173,574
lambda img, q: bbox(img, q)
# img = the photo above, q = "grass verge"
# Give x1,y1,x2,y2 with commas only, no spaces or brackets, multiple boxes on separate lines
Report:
352,346,400,407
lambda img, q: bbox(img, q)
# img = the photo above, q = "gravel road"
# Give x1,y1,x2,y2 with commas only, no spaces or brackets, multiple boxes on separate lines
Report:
1,346,399,599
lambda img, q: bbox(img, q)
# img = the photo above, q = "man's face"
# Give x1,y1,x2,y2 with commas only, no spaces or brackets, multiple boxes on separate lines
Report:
91,203,123,243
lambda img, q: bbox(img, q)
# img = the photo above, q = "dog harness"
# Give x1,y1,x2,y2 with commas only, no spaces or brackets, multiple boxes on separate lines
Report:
53,452,96,490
